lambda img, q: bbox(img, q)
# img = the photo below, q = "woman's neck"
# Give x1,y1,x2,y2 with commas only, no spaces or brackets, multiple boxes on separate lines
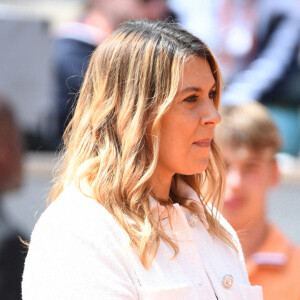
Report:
151,169,173,201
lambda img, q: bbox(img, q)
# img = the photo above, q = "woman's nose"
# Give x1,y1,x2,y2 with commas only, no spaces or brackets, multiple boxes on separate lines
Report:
200,101,221,127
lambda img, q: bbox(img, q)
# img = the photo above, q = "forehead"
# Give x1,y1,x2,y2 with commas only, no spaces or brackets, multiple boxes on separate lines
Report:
178,56,215,91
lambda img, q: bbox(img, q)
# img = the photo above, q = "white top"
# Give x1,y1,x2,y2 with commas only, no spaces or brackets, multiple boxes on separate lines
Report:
22,181,263,300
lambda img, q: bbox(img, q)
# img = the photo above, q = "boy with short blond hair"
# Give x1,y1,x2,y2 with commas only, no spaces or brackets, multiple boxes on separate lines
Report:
215,101,300,300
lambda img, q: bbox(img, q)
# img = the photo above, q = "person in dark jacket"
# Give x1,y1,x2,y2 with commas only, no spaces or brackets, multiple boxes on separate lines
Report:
0,99,25,300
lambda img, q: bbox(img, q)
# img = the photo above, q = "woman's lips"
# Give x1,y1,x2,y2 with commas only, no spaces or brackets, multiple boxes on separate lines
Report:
193,139,212,147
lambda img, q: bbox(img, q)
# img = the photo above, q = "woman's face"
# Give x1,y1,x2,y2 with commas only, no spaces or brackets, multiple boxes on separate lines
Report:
156,56,221,179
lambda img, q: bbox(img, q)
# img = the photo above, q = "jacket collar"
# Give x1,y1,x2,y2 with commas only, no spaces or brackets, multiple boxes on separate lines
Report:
149,179,209,230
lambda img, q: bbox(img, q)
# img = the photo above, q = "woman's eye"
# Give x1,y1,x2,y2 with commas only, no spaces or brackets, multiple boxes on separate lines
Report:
209,90,217,100
183,94,198,103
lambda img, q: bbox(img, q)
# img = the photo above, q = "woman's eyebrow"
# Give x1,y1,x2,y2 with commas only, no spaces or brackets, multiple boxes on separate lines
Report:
179,82,216,94
180,87,201,93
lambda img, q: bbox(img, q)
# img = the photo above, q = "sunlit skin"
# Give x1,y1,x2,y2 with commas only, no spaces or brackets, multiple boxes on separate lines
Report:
222,147,279,257
152,56,221,200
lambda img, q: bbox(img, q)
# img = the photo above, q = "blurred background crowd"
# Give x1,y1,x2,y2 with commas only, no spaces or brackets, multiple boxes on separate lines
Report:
0,0,299,299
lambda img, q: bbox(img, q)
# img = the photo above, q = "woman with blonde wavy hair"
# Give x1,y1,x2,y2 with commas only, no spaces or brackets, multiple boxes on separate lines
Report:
22,20,263,299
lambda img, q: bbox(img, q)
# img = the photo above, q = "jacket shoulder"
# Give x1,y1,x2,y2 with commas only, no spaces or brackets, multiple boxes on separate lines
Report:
31,183,128,243
23,184,137,300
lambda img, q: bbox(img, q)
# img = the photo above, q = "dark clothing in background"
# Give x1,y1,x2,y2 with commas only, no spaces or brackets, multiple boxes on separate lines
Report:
218,3,300,106
0,97,25,299
0,209,26,300
259,13,300,105
53,37,96,141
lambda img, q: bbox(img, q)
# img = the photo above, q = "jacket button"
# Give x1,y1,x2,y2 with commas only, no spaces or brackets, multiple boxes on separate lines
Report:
222,274,234,289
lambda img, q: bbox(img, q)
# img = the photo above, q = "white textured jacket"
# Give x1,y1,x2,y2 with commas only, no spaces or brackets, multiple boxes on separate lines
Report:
22,181,263,300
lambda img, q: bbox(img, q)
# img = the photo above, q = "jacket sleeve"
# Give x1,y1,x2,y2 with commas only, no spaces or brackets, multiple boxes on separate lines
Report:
22,193,138,300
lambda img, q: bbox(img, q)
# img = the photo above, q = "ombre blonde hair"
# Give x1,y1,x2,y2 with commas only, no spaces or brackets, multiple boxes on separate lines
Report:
50,20,236,268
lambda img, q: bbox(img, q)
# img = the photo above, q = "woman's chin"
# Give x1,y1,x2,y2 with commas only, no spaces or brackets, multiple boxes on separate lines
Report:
179,162,209,176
